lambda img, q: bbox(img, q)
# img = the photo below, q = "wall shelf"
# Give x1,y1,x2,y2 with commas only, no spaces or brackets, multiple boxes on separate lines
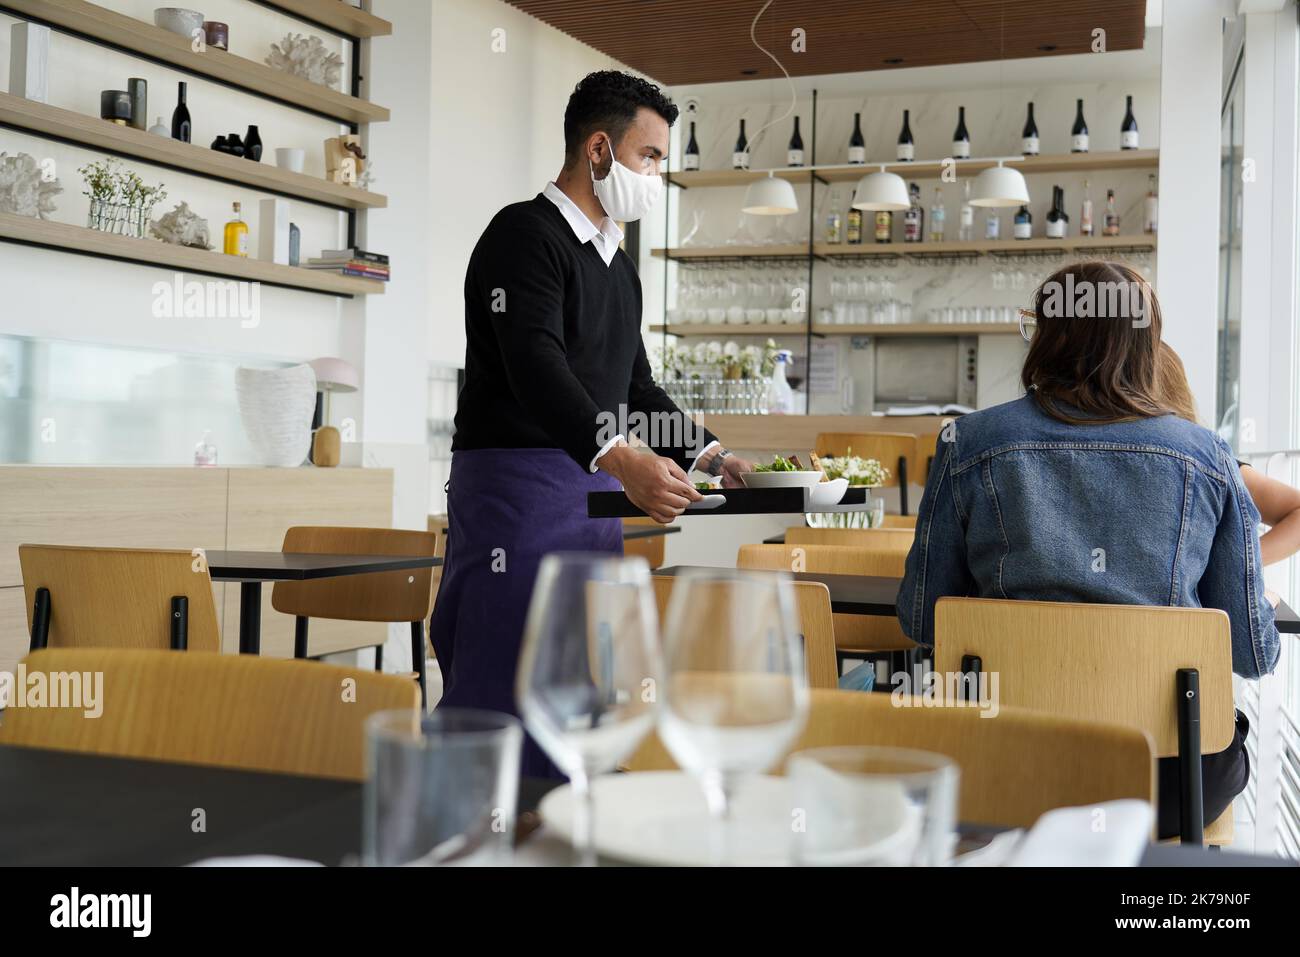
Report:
256,0,393,38
0,0,391,125
651,235,1156,262
650,322,1020,337
0,211,385,297
0,92,387,211
648,324,801,336
651,244,808,260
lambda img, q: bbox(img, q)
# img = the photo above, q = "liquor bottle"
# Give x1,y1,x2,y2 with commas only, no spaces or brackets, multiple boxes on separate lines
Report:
846,192,863,245
875,210,892,243
824,186,843,244
1103,189,1120,236
1120,95,1139,150
223,202,249,257
897,109,915,162
732,119,748,169
903,183,923,243
171,81,191,143
1045,185,1069,239
1071,98,1089,153
1013,204,1032,240
1080,180,1094,236
959,180,974,241
683,121,700,171
1143,174,1158,234
930,187,946,242
848,112,866,164
952,105,971,159
1022,102,1039,156
984,209,1000,241
787,116,804,167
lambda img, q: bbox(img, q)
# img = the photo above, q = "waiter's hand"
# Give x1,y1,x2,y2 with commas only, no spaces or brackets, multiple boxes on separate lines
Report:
718,453,753,489
600,445,701,524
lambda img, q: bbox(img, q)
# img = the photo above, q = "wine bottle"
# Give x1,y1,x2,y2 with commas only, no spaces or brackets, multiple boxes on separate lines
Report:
683,121,700,171
1121,95,1139,150
930,187,945,242
904,183,923,243
1045,185,1069,239
1104,188,1120,236
788,116,804,167
959,180,974,242
223,202,248,257
897,109,915,162
984,209,1000,240
848,112,866,165
171,81,191,143
1013,204,1032,240
1022,102,1039,156
847,191,863,245
732,119,748,170
1080,180,1094,236
1143,174,1158,234
1071,98,1089,153
952,106,971,159
875,210,891,243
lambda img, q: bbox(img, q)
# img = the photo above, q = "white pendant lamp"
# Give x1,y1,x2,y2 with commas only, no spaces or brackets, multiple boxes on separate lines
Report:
742,171,799,215
851,166,910,211
969,160,1030,208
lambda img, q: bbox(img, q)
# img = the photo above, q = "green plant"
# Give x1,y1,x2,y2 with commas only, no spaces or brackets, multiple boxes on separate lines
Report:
79,158,166,207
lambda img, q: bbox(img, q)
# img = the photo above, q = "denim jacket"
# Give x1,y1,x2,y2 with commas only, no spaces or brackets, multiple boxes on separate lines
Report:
897,394,1280,679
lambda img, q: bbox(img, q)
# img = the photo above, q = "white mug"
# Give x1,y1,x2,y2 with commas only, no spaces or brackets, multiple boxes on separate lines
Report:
276,148,306,173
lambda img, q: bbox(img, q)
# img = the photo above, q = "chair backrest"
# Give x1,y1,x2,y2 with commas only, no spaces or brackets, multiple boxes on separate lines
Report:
271,526,438,624
652,575,838,689
814,432,917,489
18,544,220,653
0,648,419,780
915,430,946,479
879,514,918,529
622,518,665,569
933,597,1235,756
626,688,1153,829
784,527,915,551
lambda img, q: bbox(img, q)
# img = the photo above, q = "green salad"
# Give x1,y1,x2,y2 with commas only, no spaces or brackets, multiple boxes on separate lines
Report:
753,455,799,473
695,481,715,491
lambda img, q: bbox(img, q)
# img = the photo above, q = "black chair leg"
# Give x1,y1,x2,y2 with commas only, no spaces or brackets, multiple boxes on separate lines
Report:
411,620,427,710
170,596,189,651
293,616,309,659
898,457,910,516
1177,668,1205,845
374,643,383,672
30,587,51,651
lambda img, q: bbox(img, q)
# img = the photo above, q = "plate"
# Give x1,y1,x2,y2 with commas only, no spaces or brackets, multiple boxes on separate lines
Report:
539,771,796,866
740,470,825,490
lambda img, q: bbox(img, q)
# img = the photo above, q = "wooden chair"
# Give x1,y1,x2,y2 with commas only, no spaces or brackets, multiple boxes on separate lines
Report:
879,514,918,529
626,688,1154,830
18,544,221,653
933,597,1236,846
271,527,438,708
0,647,418,780
784,527,914,552
915,430,945,481
623,518,666,569
652,575,838,689
814,432,917,515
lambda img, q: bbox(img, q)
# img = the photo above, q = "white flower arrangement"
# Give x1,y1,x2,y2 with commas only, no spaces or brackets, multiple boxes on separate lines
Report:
653,337,780,381
819,451,889,487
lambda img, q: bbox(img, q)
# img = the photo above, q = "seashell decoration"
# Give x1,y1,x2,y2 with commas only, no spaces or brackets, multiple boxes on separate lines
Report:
0,152,62,219
150,201,214,250
265,33,343,90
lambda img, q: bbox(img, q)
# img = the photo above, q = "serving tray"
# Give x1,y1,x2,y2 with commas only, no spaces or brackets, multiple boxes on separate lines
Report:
587,485,875,518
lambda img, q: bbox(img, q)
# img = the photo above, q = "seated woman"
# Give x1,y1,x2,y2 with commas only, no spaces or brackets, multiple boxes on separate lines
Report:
1158,342,1300,566
896,260,1280,839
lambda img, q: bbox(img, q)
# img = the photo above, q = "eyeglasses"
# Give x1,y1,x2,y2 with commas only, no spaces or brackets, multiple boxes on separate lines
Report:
1018,308,1037,343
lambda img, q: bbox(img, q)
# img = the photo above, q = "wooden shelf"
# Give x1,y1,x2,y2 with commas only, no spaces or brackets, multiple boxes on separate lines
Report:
651,244,808,260
651,235,1156,261
648,323,1020,337
260,0,393,38
2,0,390,125
0,92,387,211
665,151,1159,188
0,211,385,297
648,324,802,336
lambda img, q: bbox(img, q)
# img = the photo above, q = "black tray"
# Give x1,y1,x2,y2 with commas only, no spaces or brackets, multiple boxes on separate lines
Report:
588,485,870,518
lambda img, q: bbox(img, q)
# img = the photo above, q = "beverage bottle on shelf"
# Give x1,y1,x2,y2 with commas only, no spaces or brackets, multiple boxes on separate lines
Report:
223,202,249,257
984,209,1001,241
787,116,804,167
1045,185,1069,239
848,112,866,164
846,191,863,245
768,350,795,415
897,109,915,161
1022,102,1040,156
1013,204,1032,240
732,119,749,169
823,186,843,244
1143,175,1158,234
959,179,974,241
1080,180,1094,236
904,183,923,243
171,81,191,143
683,121,700,171
875,209,892,243
1071,98,1089,153
1104,189,1120,236
930,187,946,242
1121,95,1140,150
952,105,971,159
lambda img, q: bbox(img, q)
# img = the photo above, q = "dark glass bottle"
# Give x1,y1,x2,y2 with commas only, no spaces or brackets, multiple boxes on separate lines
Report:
896,109,914,161
684,121,700,170
244,125,263,162
1022,102,1039,156
171,81,191,143
1120,95,1139,150
952,106,970,158
787,116,804,167
732,119,748,170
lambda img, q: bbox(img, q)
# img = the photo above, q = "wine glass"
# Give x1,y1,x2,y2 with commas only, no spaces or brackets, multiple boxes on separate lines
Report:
516,553,663,866
658,567,809,866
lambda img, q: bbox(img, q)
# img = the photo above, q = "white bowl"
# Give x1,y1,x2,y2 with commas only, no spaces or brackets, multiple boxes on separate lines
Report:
275,147,306,173
740,470,825,489
154,8,205,38
807,477,850,508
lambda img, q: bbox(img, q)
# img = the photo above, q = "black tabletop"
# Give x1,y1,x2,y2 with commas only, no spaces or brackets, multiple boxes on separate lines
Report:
657,565,1300,633
204,551,443,583
622,525,682,541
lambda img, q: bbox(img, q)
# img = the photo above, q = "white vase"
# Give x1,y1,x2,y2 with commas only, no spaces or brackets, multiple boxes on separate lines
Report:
235,364,317,467
9,23,50,103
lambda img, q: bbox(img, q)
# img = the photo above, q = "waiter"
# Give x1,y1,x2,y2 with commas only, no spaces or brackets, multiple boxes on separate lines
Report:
430,71,753,775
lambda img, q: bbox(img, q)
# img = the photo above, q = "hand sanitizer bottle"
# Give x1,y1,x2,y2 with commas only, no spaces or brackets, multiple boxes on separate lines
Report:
194,431,218,468
768,350,795,415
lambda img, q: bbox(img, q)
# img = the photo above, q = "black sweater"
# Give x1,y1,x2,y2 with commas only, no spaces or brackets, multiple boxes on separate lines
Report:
452,194,716,470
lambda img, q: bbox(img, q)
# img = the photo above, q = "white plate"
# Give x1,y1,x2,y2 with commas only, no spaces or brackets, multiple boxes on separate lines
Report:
740,470,824,490
806,478,849,508
539,771,796,866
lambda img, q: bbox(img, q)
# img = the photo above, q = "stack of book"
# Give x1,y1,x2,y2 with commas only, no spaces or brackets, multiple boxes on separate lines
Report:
304,248,390,281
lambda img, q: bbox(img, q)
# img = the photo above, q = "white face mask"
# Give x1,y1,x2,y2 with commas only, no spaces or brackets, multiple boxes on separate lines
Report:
590,145,663,223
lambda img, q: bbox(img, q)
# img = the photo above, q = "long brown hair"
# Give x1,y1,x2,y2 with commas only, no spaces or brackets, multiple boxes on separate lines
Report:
1021,260,1169,424
1155,342,1199,424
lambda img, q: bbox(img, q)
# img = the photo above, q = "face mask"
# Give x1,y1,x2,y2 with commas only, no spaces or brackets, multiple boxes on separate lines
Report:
590,144,662,223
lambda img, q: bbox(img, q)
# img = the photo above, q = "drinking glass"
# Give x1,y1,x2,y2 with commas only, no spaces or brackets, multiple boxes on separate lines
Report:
865,495,886,528
363,708,523,866
659,567,809,866
789,746,958,866
516,553,663,866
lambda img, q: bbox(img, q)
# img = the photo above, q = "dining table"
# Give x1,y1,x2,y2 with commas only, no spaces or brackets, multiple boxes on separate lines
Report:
204,550,444,655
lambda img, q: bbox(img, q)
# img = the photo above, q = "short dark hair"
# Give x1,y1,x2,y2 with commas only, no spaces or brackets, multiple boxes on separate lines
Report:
563,71,678,165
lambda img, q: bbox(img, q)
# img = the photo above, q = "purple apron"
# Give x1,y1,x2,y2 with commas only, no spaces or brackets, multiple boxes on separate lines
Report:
429,448,623,778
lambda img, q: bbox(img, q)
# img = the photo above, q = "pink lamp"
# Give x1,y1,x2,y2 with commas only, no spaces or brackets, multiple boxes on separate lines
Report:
307,357,358,467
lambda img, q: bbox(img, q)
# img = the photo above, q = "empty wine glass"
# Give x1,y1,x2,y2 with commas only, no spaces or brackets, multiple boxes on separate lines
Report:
659,567,810,866
517,553,663,866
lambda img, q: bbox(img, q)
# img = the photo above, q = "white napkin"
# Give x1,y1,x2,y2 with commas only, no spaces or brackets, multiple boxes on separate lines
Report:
1007,800,1153,867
